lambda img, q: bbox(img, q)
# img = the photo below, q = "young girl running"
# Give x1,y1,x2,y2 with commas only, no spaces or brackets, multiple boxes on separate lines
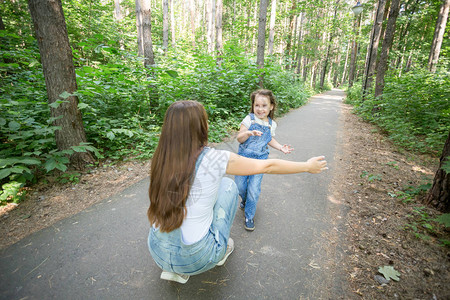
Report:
235,89,294,231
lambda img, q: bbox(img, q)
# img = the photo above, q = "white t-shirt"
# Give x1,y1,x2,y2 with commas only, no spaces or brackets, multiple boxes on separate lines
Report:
241,114,277,136
181,148,231,245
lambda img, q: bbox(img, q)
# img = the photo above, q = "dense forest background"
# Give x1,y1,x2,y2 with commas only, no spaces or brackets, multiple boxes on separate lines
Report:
0,0,449,207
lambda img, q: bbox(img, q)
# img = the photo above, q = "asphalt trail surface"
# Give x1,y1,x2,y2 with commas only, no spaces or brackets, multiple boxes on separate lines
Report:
0,89,348,299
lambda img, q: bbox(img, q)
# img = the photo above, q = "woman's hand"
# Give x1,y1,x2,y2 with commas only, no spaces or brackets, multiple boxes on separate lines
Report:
307,156,328,173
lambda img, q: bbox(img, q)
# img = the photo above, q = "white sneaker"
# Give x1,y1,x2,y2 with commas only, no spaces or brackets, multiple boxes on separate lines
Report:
217,238,234,266
160,271,190,284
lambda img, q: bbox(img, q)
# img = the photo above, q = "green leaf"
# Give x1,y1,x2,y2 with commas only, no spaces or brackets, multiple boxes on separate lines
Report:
44,158,58,172
18,158,41,166
8,121,20,131
0,118,6,126
0,168,13,180
49,101,64,108
29,60,39,67
106,132,115,140
78,103,89,109
433,214,450,228
59,91,72,99
165,70,179,78
72,146,87,152
378,266,401,281
442,157,450,174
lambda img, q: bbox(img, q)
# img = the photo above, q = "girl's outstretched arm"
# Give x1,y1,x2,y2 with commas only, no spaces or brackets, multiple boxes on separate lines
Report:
268,138,294,154
236,124,262,143
226,152,327,176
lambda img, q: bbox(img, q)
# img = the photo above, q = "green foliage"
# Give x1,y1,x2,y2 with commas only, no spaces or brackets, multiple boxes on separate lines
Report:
389,183,431,204
405,206,450,247
360,170,382,182
1,5,312,206
347,71,450,154
0,181,27,205
442,156,450,174
57,172,81,185
433,214,450,228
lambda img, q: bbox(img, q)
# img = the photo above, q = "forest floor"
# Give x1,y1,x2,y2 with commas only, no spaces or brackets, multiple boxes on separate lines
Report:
1,101,449,299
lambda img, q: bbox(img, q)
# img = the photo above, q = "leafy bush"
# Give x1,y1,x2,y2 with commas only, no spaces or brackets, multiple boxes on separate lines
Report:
1,30,311,205
345,71,450,154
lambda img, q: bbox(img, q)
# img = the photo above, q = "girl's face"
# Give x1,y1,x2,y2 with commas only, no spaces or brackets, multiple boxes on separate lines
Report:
253,95,273,121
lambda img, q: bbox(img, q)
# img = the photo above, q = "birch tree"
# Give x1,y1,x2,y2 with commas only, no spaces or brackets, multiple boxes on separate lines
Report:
268,0,277,55
374,0,400,98
163,0,169,53
428,0,450,73
256,0,269,86
171,0,176,47
216,0,223,66
362,0,386,97
136,0,154,67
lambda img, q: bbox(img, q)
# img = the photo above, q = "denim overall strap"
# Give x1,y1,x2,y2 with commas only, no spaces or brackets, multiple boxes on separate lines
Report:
195,147,210,173
238,114,272,160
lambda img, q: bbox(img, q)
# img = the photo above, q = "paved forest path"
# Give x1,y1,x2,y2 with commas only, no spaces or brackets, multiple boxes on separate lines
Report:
0,89,349,299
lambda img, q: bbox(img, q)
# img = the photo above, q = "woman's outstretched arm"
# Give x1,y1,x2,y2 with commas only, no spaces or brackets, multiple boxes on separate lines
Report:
226,152,327,176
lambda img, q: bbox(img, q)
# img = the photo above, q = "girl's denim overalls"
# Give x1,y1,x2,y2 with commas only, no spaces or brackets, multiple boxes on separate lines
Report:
235,113,273,220
148,148,239,275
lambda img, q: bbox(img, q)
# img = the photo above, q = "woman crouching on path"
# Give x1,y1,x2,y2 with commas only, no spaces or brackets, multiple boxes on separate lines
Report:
147,100,327,284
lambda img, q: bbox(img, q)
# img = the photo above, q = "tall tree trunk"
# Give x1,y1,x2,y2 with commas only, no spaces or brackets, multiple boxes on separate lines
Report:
428,0,450,73
295,12,304,74
138,0,154,68
162,0,169,53
206,0,214,53
136,0,144,56
320,0,339,90
374,0,400,99
211,0,216,52
190,0,196,48
348,12,361,88
268,0,277,55
424,131,450,212
28,0,93,168
256,0,269,87
216,0,223,67
114,0,125,50
362,0,387,98
376,0,391,68
170,0,176,47
284,0,296,58
245,1,252,53
114,0,123,21
341,41,350,85
302,56,308,82
251,1,258,53
0,15,5,30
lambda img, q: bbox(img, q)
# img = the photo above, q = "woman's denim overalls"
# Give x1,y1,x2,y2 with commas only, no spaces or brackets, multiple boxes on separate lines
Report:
235,113,273,221
148,148,239,275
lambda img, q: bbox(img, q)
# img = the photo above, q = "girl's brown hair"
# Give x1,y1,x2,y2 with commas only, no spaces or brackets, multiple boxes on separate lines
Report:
250,89,276,119
147,100,208,232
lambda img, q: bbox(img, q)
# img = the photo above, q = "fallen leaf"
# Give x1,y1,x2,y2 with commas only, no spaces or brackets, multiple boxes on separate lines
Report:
378,265,401,281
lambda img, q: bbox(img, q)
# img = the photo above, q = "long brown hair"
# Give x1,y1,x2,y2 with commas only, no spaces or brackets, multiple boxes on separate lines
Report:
148,100,208,232
250,89,277,120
